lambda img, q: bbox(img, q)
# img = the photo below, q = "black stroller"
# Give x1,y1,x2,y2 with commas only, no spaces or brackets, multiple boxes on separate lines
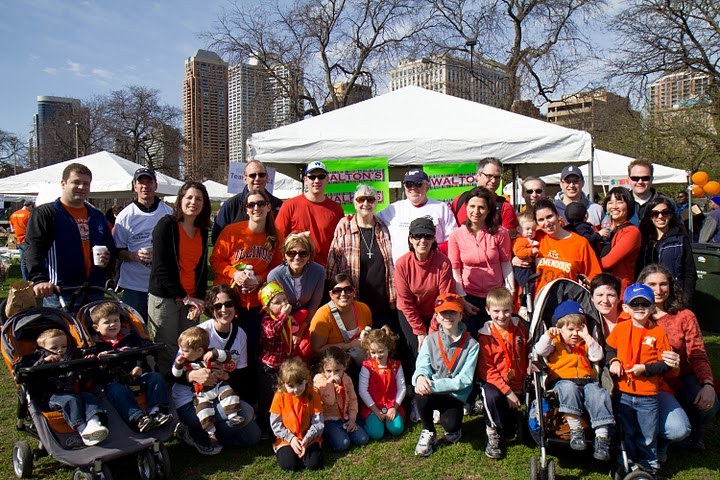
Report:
2,287,173,480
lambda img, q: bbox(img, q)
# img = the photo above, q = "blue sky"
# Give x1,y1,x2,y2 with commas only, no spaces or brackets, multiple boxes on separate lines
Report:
1,0,231,138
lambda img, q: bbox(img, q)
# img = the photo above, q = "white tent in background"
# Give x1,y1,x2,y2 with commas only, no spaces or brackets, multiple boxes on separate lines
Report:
250,86,593,166
202,180,233,201
540,149,688,186
0,151,184,205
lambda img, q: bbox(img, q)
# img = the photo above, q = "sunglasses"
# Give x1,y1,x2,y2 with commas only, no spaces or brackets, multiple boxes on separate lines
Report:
562,177,582,184
355,196,376,204
480,172,502,181
286,249,309,258
650,209,673,219
213,301,234,311
246,172,267,179
410,233,434,241
627,300,652,310
434,294,461,307
630,176,652,182
404,181,424,189
246,200,268,209
525,189,543,195
307,174,327,181
331,286,355,296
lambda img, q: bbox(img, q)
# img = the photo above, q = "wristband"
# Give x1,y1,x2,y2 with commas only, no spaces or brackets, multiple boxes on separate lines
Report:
701,381,714,388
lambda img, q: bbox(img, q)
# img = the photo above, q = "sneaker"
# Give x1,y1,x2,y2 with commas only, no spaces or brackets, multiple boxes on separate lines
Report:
80,418,109,446
137,415,156,433
180,427,222,455
443,430,462,445
471,399,484,416
227,414,245,427
593,436,611,461
208,431,219,445
433,410,440,424
484,430,503,459
414,429,437,457
463,403,472,416
409,398,421,423
151,412,174,429
570,428,586,451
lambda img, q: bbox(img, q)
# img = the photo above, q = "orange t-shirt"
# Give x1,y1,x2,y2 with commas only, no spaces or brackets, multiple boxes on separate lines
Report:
535,231,602,293
62,203,91,277
9,209,31,244
269,389,323,450
606,319,672,396
178,223,202,297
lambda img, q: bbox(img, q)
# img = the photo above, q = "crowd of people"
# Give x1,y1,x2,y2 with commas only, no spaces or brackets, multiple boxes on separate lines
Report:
11,157,719,476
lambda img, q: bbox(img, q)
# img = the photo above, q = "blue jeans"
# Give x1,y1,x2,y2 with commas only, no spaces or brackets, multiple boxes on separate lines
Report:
105,372,169,424
552,380,615,428
176,399,261,448
362,412,404,440
18,243,28,281
121,288,149,323
43,291,105,314
614,392,659,471
48,391,106,430
323,419,370,451
657,391,691,457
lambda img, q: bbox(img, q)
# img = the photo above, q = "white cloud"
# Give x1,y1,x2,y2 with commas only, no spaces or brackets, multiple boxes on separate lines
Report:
27,54,40,65
91,67,112,80
66,59,84,75
43,67,58,75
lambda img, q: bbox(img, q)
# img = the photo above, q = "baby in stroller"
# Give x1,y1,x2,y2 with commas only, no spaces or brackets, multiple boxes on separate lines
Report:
22,328,109,446
533,300,614,461
90,301,173,432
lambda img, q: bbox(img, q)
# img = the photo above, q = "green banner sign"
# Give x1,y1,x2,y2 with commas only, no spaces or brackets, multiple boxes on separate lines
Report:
423,163,502,204
323,158,390,214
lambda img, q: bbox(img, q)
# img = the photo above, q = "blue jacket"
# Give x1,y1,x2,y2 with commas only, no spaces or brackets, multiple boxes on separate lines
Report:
25,199,115,288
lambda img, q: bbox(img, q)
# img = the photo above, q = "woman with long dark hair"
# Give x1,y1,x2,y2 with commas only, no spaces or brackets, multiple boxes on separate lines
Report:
599,187,641,295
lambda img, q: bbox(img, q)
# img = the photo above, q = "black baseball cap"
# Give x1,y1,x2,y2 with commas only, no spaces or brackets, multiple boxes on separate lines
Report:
133,167,156,182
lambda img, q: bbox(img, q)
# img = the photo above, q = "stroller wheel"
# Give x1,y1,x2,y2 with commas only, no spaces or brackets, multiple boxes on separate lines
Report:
12,441,33,478
541,458,556,480
73,468,93,480
529,456,539,480
623,470,655,480
96,464,113,480
153,443,172,479
137,451,156,480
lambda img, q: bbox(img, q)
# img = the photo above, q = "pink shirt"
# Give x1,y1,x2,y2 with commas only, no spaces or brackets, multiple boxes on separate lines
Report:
448,225,511,298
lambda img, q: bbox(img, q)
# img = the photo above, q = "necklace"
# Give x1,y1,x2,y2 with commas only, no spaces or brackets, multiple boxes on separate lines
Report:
357,220,375,259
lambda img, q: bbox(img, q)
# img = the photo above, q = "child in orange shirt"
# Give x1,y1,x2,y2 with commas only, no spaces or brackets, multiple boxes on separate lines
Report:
605,284,675,476
512,212,539,318
270,358,324,471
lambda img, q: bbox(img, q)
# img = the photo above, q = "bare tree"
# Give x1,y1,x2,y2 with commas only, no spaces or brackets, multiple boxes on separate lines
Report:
0,130,28,175
204,0,431,117
420,0,604,110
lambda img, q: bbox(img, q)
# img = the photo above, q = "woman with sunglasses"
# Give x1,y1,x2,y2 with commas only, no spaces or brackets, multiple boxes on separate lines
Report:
638,264,718,459
267,232,326,360
210,189,284,360
636,197,696,301
171,284,261,453
598,187,641,295
309,273,372,365
327,184,396,328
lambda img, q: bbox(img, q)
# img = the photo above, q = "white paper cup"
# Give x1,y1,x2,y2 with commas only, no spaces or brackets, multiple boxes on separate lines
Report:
139,247,152,257
92,245,109,266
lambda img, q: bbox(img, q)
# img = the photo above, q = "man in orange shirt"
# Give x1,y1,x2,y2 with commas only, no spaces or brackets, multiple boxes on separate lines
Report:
9,200,33,280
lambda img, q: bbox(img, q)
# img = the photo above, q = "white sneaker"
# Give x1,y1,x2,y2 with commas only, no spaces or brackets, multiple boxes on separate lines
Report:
433,410,441,424
80,418,109,446
409,398,421,423
414,429,437,457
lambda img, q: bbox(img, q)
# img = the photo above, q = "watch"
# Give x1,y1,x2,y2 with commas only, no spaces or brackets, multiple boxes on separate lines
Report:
701,381,714,388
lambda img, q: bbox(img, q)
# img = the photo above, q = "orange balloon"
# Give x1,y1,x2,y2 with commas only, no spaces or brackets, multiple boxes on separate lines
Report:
703,181,720,195
692,171,709,186
691,185,704,197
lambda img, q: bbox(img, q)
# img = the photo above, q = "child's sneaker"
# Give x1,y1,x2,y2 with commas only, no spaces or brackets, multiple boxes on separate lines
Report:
570,427,586,450
178,424,223,455
414,429,437,457
137,415,156,433
484,430,503,459
442,430,462,445
81,418,109,446
433,410,440,424
151,412,174,429
593,436,611,461
227,414,245,427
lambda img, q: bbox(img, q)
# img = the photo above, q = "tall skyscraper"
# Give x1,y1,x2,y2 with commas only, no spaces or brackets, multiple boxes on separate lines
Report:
546,89,631,134
182,49,228,181
34,96,83,167
389,55,512,108
649,71,711,111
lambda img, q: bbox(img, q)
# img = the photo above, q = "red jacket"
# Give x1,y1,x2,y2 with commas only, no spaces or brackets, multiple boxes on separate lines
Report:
478,318,528,394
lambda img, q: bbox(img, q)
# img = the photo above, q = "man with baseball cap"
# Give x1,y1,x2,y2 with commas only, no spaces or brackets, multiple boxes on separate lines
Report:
112,167,173,320
553,165,603,226
275,161,344,266
9,199,34,280
211,160,283,244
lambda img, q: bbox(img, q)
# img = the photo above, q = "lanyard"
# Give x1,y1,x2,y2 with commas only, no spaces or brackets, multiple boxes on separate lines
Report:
491,323,516,375
334,374,347,419
438,330,468,374
276,313,293,356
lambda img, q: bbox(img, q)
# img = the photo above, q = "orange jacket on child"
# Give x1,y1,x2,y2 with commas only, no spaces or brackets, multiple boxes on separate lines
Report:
269,389,324,451
478,317,528,395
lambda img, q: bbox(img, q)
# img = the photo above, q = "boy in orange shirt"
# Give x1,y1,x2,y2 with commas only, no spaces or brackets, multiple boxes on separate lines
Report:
605,283,675,476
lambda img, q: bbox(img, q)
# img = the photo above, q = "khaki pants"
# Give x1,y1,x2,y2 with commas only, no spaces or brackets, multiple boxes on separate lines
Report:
148,293,195,375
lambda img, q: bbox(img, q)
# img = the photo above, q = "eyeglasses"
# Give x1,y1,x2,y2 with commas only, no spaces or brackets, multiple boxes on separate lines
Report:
562,177,582,184
630,176,652,182
246,200,268,209
410,233,435,241
650,209,674,219
331,286,355,296
434,294,461,307
525,189,543,195
246,172,267,179
404,181,424,189
627,300,652,310
480,172,502,181
286,250,309,258
307,174,327,181
355,196,376,204
213,301,234,311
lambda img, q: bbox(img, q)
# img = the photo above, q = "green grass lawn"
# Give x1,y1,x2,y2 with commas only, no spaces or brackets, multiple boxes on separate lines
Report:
0,276,718,479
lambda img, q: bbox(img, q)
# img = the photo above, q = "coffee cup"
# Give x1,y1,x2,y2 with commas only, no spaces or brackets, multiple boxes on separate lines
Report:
92,245,109,266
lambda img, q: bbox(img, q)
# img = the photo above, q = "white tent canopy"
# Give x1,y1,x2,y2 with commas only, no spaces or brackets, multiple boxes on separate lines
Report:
0,151,184,202
202,180,233,201
250,86,593,166
540,149,688,186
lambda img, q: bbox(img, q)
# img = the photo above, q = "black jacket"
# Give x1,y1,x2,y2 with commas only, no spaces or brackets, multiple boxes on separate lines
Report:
636,225,696,300
211,186,283,244
148,215,208,300
93,328,152,384
21,347,91,400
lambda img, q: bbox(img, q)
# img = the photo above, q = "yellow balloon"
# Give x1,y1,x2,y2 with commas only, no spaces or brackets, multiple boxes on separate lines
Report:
691,185,704,198
703,181,720,195
691,171,709,186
